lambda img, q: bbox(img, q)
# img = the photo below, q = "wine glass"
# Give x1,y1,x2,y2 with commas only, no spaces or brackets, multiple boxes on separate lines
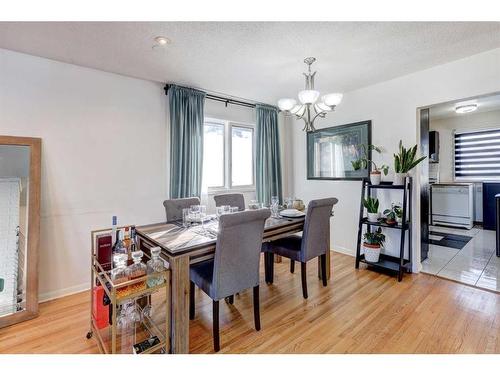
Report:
271,196,279,217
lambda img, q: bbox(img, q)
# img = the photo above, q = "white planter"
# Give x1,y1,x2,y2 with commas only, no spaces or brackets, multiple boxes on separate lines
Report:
370,172,381,185
396,216,403,224
364,243,381,263
393,172,406,186
367,212,379,222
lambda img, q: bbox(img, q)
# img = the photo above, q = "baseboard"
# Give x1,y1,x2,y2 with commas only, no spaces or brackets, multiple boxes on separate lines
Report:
39,282,89,303
332,246,355,257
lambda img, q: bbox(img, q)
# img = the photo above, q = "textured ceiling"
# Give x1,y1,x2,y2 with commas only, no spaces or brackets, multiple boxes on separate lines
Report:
1,22,500,104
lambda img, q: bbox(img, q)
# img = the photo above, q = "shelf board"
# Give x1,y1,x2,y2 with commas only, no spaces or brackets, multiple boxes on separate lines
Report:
361,218,409,230
366,182,406,190
358,254,411,273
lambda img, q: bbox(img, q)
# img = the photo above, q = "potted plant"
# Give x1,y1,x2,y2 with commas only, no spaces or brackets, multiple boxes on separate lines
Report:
363,196,380,222
394,204,404,224
393,140,427,185
363,228,385,263
383,203,401,225
352,144,389,185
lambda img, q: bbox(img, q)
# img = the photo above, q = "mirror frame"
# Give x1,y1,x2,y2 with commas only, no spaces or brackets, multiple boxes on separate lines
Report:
0,135,41,328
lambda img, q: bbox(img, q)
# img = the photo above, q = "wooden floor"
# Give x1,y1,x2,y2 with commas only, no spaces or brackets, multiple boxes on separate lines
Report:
1,252,499,354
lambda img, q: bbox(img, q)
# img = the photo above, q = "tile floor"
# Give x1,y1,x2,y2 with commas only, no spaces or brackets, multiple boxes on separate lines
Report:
422,225,500,292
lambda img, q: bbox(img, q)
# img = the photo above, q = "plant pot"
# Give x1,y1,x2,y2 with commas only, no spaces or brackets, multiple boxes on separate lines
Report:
367,212,379,222
370,171,381,185
393,172,407,186
385,219,397,226
363,243,381,263
396,216,403,224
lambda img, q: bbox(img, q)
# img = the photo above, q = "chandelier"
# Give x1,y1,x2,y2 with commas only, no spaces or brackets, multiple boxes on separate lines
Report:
278,57,343,132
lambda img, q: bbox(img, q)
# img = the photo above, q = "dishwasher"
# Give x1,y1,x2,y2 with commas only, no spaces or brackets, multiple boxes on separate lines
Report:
431,183,474,229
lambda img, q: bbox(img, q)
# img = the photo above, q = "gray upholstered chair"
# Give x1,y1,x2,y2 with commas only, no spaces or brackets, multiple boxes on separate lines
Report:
263,197,338,299
162,197,200,222
213,193,245,211
189,208,271,352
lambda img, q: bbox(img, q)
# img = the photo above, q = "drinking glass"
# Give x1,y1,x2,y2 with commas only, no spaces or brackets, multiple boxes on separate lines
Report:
182,208,191,228
249,200,261,209
271,196,279,217
230,206,239,213
222,205,231,214
216,206,224,220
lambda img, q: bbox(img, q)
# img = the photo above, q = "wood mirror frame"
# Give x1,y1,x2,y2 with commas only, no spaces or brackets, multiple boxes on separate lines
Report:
0,135,41,328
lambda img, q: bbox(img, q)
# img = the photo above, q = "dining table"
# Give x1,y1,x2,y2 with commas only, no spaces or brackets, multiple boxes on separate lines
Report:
135,214,331,354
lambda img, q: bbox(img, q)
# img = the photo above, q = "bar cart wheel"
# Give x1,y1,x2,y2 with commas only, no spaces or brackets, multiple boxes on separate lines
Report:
86,331,93,339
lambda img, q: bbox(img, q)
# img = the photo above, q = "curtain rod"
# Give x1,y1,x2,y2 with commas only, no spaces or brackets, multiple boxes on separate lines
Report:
164,84,257,109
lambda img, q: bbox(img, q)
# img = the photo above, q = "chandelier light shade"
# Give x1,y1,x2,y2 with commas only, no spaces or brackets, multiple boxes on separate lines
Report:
277,98,297,111
278,57,343,132
298,89,320,104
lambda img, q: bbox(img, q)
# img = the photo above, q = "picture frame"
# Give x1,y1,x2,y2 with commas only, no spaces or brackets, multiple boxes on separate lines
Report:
307,120,372,180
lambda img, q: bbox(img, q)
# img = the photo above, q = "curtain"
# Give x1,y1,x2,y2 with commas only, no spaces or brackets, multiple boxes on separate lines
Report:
168,85,206,198
255,104,283,206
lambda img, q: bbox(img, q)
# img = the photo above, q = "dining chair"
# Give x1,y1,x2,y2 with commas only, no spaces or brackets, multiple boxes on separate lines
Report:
189,208,271,352
162,197,200,222
263,197,338,299
213,193,245,211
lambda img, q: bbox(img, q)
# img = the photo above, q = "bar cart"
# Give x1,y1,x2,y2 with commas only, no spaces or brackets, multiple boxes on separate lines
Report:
87,226,171,354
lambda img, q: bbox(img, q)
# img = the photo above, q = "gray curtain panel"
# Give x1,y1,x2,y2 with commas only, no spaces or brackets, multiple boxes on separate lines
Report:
168,85,206,198
256,104,283,206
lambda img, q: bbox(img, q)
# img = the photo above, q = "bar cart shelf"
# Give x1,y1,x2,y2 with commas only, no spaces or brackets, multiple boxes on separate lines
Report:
87,227,171,354
355,178,413,281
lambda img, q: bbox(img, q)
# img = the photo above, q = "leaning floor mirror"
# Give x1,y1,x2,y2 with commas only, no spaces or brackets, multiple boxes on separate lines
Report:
0,136,41,328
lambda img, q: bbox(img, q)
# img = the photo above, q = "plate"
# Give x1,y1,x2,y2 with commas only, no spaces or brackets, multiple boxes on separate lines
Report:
280,209,306,218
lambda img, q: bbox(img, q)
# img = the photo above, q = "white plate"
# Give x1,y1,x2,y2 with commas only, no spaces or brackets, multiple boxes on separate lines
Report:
280,209,306,218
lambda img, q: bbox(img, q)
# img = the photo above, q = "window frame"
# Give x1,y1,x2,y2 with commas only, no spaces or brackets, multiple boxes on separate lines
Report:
203,117,256,192
453,127,500,182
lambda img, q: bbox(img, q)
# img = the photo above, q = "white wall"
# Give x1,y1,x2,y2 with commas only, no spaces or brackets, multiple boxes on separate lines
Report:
0,48,168,301
0,48,289,300
430,109,500,221
287,47,500,270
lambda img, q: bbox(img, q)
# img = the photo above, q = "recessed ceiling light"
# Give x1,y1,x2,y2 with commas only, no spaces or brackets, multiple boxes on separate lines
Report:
455,103,478,114
154,36,171,46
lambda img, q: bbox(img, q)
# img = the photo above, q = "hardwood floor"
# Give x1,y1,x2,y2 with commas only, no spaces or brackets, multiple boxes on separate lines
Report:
1,252,499,354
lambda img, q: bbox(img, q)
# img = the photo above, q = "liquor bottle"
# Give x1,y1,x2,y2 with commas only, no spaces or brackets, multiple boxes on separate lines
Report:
146,247,166,288
110,253,129,299
127,250,147,294
112,230,127,266
111,215,118,244
123,226,131,251
129,226,137,252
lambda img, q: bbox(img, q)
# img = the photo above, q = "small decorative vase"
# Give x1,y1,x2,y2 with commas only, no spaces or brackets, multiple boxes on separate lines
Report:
367,212,379,222
370,171,381,185
363,243,381,263
393,173,406,186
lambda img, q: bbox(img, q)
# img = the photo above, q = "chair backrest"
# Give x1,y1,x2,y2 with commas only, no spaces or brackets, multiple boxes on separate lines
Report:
214,193,245,211
163,197,200,222
300,198,338,262
212,209,271,300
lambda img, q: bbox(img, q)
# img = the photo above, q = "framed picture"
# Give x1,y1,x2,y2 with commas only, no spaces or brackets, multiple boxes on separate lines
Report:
307,120,372,180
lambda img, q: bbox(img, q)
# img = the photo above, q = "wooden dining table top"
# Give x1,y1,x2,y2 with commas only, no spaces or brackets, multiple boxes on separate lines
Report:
136,215,306,257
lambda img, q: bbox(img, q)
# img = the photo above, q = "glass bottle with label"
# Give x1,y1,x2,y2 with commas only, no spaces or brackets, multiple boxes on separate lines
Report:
112,230,128,262
146,247,166,288
127,250,147,294
110,253,129,299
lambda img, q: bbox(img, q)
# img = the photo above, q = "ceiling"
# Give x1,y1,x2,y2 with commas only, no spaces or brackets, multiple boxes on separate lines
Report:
1,22,500,104
430,93,500,120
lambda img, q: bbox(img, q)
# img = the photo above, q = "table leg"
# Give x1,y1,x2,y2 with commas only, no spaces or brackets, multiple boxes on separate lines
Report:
274,255,282,263
170,256,190,354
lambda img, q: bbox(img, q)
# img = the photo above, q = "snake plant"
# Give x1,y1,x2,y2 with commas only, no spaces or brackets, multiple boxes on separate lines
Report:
363,196,379,214
393,140,426,173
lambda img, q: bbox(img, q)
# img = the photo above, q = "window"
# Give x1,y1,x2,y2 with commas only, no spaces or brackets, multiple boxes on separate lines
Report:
202,118,255,190
454,128,500,180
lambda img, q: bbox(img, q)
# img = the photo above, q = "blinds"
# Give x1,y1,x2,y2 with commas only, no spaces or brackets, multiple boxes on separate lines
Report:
455,128,500,179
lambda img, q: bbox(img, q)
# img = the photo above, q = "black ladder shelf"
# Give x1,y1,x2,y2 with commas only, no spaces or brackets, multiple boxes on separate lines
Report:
355,177,413,281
